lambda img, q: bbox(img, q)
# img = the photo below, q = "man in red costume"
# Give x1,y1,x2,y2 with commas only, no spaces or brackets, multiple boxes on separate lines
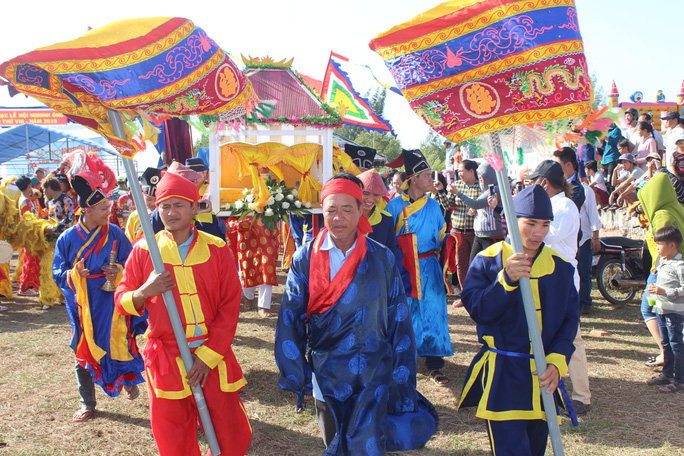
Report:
115,171,251,456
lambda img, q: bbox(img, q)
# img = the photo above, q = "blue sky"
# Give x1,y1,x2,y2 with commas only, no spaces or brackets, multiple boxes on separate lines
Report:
1,0,682,148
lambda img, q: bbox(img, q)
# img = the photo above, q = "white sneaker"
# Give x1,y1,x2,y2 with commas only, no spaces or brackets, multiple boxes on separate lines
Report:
18,288,39,297
41,305,51,310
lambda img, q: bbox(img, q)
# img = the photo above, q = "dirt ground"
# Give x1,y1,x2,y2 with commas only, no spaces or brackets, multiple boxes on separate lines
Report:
1,254,683,456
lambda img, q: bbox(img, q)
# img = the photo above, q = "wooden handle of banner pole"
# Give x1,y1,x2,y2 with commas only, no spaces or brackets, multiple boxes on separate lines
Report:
108,110,222,456
489,131,565,456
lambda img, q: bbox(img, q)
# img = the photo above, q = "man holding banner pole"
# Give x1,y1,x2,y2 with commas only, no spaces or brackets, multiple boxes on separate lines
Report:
459,184,579,455
115,170,251,456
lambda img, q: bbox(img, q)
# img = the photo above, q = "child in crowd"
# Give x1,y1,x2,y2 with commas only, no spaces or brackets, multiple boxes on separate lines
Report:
646,225,684,393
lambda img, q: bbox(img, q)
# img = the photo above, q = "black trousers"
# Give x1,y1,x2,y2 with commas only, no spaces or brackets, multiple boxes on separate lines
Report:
469,235,501,264
315,398,336,448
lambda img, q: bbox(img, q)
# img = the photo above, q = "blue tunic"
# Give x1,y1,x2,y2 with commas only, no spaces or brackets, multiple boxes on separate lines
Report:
367,208,398,253
53,222,146,396
275,238,437,455
458,241,579,420
385,194,454,358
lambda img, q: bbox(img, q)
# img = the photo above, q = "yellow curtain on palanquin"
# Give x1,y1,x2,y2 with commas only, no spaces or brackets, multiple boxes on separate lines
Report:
223,143,322,204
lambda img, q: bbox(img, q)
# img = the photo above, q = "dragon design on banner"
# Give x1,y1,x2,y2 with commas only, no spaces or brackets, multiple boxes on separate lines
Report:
370,0,592,143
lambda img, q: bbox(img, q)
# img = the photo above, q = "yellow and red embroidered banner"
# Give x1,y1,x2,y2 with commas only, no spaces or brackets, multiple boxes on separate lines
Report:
369,0,592,143
0,17,257,159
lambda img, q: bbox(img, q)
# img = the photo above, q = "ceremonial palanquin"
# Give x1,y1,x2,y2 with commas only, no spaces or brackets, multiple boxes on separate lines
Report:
369,0,593,143
0,17,257,158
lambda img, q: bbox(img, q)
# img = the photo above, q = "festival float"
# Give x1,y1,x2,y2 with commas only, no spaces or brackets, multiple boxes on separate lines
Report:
607,79,684,130
204,55,343,216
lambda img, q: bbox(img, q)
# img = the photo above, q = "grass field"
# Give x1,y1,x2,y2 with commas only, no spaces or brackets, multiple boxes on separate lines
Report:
1,256,683,456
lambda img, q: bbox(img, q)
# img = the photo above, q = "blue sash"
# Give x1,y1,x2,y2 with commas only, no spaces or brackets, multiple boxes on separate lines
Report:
487,347,578,426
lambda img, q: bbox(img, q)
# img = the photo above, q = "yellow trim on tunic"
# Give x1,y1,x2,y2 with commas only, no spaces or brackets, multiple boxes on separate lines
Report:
394,194,428,235
459,243,568,422
196,345,223,370
70,263,107,363
120,290,144,316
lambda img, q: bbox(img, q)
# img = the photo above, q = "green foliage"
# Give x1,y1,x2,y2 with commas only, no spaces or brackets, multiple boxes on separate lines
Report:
420,130,446,171
193,131,209,154
590,72,607,111
355,131,403,163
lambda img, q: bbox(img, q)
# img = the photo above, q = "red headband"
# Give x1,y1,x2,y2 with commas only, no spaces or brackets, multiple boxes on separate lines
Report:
320,178,362,203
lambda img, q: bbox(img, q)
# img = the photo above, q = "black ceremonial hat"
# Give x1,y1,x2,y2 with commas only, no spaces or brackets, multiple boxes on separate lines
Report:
71,172,106,208
386,149,429,179
140,167,162,196
344,144,377,169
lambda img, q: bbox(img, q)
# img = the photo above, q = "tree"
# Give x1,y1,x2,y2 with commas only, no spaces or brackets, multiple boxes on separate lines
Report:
194,131,209,154
419,130,446,171
355,131,403,163
590,72,606,111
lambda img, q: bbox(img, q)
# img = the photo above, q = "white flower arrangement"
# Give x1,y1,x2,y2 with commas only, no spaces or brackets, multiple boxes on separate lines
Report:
225,178,310,230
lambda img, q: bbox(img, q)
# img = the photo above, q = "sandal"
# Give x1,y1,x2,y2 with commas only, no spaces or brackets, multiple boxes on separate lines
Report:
72,406,95,422
659,382,684,393
429,370,449,387
452,300,464,309
646,374,673,386
122,384,139,400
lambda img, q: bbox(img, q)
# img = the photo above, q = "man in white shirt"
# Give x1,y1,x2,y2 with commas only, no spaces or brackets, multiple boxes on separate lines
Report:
621,108,639,150
553,150,602,313
444,141,456,171
663,111,684,171
526,159,592,416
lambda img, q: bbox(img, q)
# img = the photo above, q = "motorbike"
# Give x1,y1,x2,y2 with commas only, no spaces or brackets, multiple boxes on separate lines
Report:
592,236,651,305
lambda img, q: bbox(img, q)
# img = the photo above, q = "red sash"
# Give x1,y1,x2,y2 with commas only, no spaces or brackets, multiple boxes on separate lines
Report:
307,227,367,319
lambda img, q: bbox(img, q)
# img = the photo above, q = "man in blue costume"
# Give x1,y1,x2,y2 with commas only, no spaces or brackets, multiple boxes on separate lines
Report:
385,149,454,386
275,173,437,455
458,185,580,456
53,171,146,422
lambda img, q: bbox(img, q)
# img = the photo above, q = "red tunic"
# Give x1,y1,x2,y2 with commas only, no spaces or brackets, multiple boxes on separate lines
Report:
115,227,251,456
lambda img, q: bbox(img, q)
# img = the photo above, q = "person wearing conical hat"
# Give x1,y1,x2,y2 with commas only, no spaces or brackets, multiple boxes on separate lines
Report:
115,171,251,456
385,149,454,386
52,171,146,422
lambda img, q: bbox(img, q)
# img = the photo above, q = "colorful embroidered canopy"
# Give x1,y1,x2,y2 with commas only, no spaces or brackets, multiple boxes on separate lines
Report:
0,17,258,158
369,0,592,143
